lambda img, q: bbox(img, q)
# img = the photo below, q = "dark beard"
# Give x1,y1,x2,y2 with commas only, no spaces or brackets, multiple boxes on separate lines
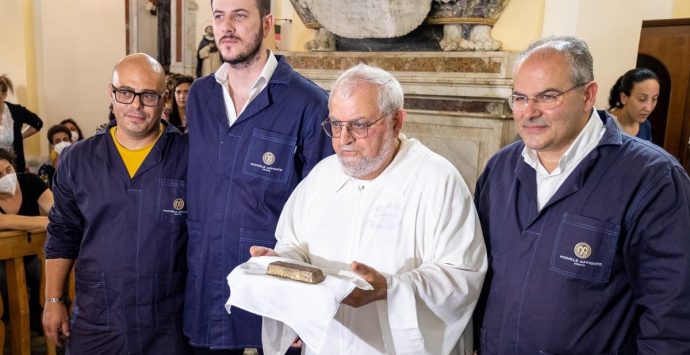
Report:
221,26,264,69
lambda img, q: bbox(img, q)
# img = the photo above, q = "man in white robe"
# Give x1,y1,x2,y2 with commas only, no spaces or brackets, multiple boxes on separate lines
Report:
251,63,487,355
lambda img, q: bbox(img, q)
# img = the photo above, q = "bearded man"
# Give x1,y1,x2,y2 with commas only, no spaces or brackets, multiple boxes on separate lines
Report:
250,63,487,355
183,0,333,353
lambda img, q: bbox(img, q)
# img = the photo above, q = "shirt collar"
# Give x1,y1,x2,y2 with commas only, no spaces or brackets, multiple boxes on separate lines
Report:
522,109,605,176
213,50,278,91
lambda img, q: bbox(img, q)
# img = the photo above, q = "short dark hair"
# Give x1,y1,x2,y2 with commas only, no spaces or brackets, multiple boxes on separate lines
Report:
59,118,84,141
608,68,660,109
46,124,72,145
173,74,194,90
211,0,270,17
256,0,270,17
0,148,16,167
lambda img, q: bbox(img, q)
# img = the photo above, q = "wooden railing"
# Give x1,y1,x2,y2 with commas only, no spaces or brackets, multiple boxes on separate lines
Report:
0,230,59,355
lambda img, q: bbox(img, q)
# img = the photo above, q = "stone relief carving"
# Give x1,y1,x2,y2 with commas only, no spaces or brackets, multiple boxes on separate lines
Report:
289,0,510,51
289,0,334,51
429,0,510,51
304,0,432,38
305,28,336,52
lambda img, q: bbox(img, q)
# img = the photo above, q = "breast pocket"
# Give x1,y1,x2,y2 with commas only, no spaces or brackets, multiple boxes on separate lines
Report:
243,128,297,183
550,213,620,282
157,178,187,223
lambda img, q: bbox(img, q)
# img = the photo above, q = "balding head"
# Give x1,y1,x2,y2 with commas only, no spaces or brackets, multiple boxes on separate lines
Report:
109,53,168,147
112,53,166,92
514,36,594,88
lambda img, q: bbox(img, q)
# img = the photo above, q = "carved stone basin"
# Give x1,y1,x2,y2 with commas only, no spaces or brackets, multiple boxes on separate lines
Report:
288,0,511,51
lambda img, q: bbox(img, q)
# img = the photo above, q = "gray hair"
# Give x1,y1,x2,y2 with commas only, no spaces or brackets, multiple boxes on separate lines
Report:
329,63,404,117
514,35,594,85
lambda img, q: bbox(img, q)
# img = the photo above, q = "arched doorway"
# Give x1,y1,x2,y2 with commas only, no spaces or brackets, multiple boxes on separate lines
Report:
638,18,690,171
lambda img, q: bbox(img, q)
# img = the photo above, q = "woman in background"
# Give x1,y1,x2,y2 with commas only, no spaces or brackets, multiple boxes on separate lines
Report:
0,148,53,333
0,75,44,172
168,75,193,133
60,117,85,142
608,68,660,141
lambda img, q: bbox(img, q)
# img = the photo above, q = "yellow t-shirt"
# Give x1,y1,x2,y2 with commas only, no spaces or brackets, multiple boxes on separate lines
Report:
110,125,163,178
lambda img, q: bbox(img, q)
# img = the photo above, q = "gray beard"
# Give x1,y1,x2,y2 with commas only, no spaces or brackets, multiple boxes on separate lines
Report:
337,130,397,179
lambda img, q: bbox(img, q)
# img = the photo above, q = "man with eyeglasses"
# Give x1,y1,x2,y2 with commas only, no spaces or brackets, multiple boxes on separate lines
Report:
249,63,487,354
43,53,192,354
474,36,690,354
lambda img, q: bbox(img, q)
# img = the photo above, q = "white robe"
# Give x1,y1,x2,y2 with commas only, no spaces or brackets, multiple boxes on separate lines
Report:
270,136,487,355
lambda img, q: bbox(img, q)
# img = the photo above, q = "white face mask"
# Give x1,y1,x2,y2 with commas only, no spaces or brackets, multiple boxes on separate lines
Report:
70,130,79,142
0,173,18,195
54,141,72,155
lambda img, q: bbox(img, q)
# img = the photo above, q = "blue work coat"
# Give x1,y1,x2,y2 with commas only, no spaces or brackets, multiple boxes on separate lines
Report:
184,57,333,349
474,111,690,354
46,121,191,354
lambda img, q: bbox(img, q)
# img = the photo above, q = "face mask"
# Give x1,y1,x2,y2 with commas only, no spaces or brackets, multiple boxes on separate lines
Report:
70,130,79,142
0,173,18,195
54,141,72,155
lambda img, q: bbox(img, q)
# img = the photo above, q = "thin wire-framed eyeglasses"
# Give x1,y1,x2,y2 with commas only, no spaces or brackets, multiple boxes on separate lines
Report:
111,85,163,107
508,82,587,111
321,113,387,139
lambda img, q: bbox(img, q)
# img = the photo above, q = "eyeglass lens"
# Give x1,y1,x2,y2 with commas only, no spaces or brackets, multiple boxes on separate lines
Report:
113,88,161,107
322,121,369,138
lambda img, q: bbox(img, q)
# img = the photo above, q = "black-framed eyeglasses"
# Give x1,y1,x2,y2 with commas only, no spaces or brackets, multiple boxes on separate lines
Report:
321,113,387,139
111,85,164,107
508,82,588,111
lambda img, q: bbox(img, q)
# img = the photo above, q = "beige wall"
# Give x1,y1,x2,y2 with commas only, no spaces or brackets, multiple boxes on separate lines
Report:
196,0,213,52
32,1,126,164
674,0,690,16
493,0,545,51
1,0,126,168
539,0,679,110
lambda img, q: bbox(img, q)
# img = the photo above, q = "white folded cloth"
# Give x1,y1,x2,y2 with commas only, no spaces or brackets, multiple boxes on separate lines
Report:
226,256,372,354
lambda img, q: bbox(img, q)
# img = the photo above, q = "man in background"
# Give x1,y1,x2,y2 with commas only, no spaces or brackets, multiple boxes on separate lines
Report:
38,124,72,188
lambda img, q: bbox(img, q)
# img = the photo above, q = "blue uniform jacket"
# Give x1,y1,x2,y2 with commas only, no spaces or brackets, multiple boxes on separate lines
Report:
184,56,333,349
45,121,191,354
474,111,690,354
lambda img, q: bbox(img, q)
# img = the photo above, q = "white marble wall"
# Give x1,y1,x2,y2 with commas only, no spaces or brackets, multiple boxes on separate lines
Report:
404,112,516,192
